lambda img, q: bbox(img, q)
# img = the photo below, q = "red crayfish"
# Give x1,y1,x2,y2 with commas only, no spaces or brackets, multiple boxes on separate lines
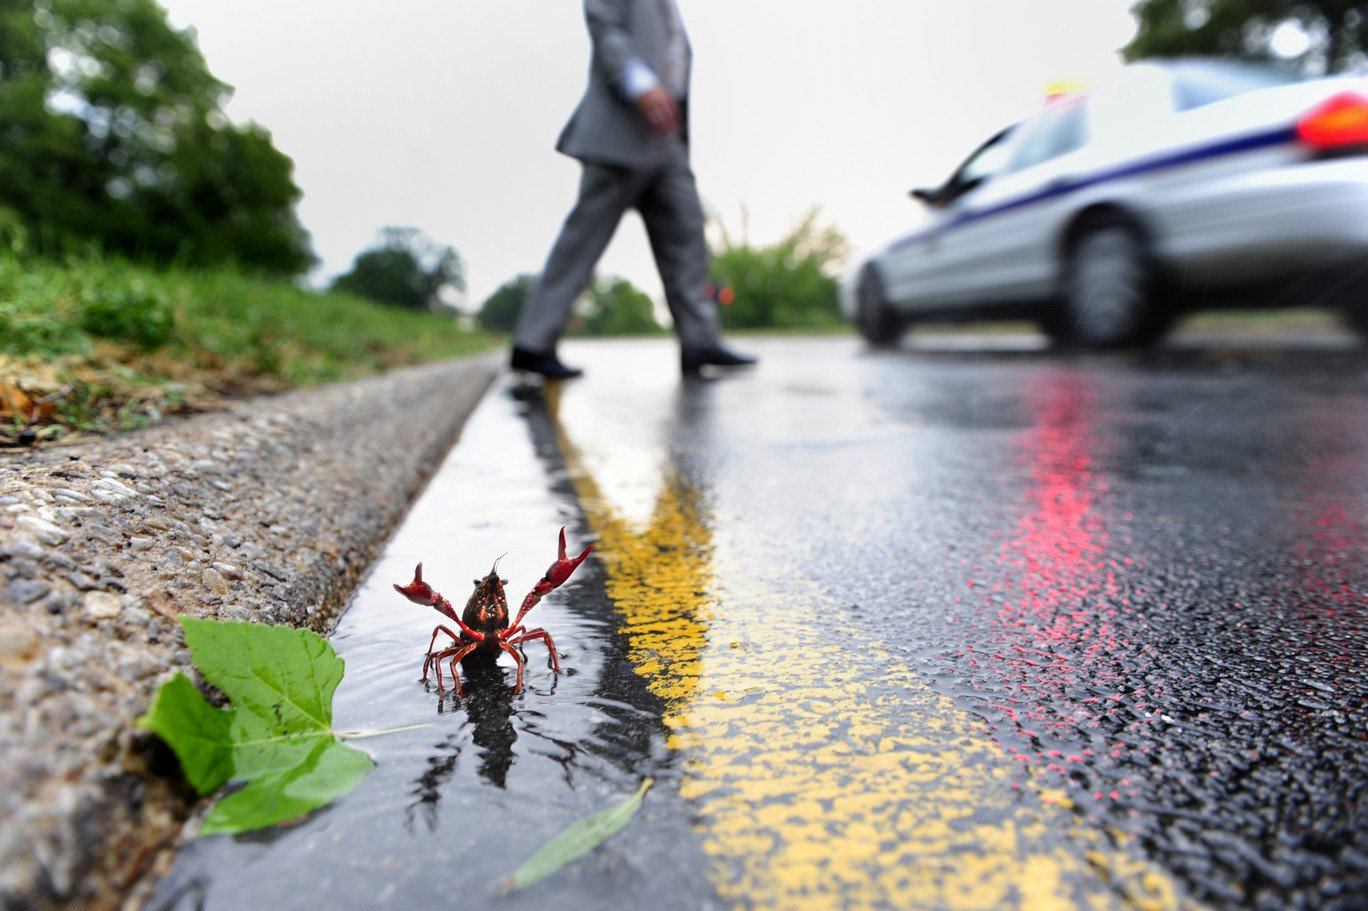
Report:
393,527,593,695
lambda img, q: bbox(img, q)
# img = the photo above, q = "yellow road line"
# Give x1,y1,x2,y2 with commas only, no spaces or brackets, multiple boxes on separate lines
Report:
546,386,1198,910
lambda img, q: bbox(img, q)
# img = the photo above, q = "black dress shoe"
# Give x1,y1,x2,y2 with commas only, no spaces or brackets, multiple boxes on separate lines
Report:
510,346,584,379
681,344,758,376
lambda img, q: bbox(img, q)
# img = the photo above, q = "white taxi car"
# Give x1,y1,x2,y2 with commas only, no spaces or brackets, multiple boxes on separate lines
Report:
842,58,1368,347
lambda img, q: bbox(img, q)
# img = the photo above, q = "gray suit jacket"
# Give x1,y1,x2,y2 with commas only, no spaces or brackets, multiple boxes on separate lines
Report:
556,0,691,169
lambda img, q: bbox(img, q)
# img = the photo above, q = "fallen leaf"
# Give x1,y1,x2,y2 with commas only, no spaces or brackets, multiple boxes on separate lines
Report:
497,778,654,895
139,671,233,795
0,381,34,418
138,617,375,835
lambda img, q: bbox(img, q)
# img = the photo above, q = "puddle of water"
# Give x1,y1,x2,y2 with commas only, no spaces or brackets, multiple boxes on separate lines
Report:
149,377,712,911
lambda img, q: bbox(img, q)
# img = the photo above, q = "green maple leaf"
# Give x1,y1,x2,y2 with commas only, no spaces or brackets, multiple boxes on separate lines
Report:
138,617,374,835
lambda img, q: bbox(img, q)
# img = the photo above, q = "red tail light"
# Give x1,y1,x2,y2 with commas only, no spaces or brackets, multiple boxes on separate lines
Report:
1297,91,1368,150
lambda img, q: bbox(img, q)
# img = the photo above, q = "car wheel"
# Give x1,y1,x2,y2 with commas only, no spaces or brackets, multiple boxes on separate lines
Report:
1061,220,1163,348
856,266,903,346
1338,280,1368,339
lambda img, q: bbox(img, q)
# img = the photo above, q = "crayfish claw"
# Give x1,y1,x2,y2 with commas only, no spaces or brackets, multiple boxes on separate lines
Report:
541,534,593,592
394,563,437,604
554,527,593,568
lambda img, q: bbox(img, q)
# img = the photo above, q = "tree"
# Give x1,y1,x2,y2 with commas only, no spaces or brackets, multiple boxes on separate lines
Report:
330,227,466,312
1124,0,1368,74
478,273,536,333
570,275,660,336
0,0,315,272
476,273,660,336
708,209,848,330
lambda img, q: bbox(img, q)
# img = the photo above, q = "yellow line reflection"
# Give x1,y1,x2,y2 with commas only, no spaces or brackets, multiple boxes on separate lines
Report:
544,385,1198,910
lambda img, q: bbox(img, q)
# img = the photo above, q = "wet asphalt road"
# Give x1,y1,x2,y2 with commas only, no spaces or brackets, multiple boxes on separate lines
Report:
151,334,1368,911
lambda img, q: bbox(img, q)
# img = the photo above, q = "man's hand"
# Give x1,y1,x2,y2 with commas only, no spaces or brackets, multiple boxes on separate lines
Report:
635,86,680,135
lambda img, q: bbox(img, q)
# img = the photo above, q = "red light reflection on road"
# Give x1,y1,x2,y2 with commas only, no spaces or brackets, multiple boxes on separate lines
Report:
964,370,1152,797
1285,411,1368,665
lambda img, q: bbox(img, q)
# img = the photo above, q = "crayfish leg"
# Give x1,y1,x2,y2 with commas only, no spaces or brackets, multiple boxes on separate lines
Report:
427,641,478,696
495,639,527,693
508,627,560,673
423,625,463,684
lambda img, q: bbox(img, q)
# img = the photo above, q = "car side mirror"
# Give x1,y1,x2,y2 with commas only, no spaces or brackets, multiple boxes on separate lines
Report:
909,186,947,208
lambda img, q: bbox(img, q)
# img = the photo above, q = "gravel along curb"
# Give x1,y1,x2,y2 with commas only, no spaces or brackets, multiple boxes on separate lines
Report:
0,353,501,910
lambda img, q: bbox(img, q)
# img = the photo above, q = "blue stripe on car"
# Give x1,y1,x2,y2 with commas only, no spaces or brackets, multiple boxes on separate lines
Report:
889,125,1297,251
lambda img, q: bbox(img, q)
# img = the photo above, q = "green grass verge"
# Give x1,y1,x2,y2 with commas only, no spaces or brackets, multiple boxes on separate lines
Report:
0,252,499,443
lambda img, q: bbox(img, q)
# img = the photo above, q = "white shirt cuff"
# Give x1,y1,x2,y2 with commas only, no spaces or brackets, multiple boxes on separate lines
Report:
620,58,661,100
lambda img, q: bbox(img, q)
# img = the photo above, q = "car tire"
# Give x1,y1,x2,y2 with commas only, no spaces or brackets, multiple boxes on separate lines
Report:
1338,281,1368,339
856,266,903,346
1059,219,1165,348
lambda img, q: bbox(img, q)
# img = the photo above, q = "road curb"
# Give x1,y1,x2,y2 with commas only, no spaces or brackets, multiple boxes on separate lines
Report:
0,353,502,909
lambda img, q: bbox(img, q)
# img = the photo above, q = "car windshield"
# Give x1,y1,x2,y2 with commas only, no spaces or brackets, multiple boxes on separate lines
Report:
944,127,1015,194
1167,59,1306,111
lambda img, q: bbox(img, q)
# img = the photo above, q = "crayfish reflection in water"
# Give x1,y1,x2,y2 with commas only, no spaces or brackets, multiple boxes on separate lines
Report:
392,527,593,695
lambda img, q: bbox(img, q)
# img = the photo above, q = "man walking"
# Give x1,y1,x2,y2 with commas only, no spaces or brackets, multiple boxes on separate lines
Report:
510,0,757,379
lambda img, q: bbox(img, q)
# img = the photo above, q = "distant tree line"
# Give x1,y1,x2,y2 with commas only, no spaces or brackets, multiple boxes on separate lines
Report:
0,0,313,273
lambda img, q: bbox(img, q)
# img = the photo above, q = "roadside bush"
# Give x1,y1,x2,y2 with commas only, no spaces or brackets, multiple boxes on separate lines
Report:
709,209,848,330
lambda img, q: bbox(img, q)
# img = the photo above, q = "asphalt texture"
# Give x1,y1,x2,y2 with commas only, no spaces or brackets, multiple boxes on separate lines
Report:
146,334,1368,911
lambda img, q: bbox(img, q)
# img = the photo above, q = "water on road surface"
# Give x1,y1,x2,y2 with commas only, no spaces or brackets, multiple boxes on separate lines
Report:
152,336,1368,911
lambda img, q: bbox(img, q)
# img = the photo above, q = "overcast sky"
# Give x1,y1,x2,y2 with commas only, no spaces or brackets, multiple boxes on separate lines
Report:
157,0,1137,306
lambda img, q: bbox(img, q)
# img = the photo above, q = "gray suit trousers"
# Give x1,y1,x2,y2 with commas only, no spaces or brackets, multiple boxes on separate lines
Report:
515,137,720,352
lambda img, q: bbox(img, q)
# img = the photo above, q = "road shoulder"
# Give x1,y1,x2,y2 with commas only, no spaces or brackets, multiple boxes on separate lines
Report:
0,354,500,909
